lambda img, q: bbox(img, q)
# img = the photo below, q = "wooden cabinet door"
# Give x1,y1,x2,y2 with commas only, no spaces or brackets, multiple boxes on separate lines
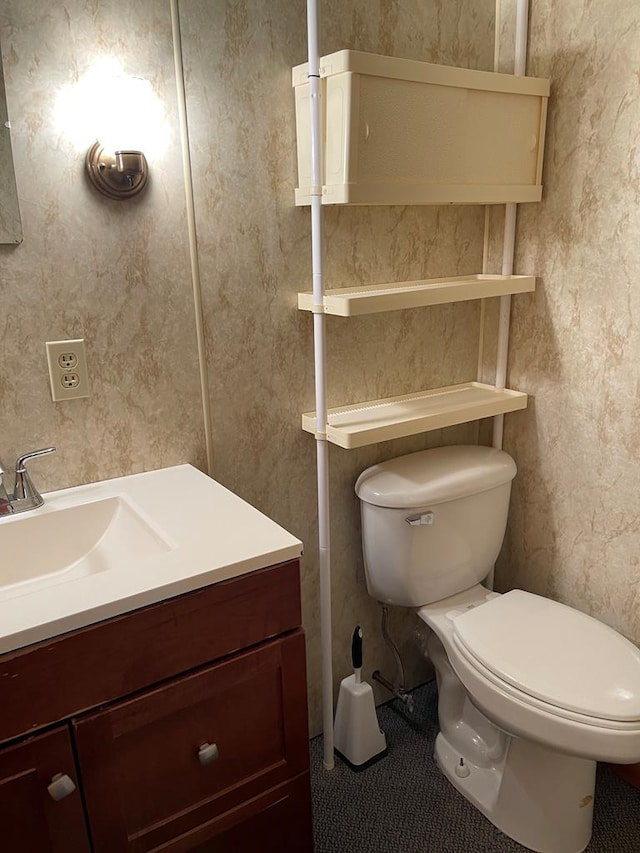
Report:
75,630,310,852
0,726,90,853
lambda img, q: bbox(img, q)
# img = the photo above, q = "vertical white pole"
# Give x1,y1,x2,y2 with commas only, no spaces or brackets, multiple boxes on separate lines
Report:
307,0,334,770
477,207,491,383
492,0,530,451
488,0,530,590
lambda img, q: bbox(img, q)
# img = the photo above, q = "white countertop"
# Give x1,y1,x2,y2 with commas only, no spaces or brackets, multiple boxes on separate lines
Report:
0,464,303,655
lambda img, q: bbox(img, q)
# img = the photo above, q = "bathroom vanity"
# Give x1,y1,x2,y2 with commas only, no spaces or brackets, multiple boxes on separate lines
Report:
0,466,312,852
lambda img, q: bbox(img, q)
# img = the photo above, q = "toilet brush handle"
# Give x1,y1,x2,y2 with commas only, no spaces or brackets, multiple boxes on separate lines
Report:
352,626,363,671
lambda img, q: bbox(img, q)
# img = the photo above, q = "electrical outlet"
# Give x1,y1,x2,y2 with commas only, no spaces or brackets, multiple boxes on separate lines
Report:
46,339,90,401
58,352,77,370
61,373,80,388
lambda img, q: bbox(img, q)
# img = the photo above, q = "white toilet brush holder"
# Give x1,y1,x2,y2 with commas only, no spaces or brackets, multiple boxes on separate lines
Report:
334,626,388,771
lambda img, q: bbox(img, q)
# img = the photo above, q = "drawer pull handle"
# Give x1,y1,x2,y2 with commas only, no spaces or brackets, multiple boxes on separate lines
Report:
198,742,219,766
47,773,76,801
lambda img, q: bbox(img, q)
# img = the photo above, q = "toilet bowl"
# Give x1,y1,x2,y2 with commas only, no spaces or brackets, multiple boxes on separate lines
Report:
355,445,640,853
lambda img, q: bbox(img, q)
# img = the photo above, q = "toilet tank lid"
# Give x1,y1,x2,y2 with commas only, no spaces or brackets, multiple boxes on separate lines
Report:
355,445,517,508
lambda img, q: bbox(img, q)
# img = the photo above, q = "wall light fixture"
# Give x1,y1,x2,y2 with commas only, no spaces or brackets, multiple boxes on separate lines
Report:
85,142,148,199
57,61,167,201
83,72,156,200
75,70,159,199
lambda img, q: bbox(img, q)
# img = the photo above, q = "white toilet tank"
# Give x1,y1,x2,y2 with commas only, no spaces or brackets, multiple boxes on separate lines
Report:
355,445,517,607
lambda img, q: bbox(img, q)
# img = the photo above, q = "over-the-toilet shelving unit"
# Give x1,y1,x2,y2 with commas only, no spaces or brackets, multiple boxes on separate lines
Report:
298,0,548,770
295,49,548,449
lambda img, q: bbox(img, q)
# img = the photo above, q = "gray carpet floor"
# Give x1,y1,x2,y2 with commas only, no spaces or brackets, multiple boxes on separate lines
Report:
311,681,640,852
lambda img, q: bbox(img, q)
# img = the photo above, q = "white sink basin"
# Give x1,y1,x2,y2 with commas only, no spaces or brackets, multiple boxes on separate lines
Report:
0,496,173,598
0,464,303,655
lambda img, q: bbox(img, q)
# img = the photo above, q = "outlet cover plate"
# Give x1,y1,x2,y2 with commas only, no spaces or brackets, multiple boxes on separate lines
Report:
46,339,90,401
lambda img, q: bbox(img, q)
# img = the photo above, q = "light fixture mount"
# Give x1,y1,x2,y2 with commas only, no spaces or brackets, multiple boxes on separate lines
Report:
85,141,148,200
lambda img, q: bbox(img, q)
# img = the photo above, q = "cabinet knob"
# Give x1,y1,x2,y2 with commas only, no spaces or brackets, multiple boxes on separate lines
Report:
47,773,76,801
198,742,219,766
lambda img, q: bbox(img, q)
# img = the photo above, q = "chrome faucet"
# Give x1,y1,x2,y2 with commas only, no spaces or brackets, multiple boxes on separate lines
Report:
0,460,10,515
0,447,56,515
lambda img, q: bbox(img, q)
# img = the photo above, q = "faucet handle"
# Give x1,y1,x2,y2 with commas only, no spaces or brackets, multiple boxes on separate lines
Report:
15,447,57,472
13,447,56,503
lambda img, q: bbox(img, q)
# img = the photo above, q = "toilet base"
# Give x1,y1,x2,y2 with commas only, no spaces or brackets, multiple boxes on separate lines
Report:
426,629,596,853
435,717,595,853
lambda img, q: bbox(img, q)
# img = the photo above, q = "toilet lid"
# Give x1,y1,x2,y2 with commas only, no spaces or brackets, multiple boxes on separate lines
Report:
453,590,640,722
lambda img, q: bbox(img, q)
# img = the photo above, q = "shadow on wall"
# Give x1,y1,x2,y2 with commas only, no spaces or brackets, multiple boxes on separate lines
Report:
493,42,624,607
495,397,559,599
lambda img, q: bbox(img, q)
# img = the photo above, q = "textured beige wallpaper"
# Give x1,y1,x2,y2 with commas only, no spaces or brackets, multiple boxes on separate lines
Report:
0,1,206,490
5,0,637,739
0,0,499,737
494,1,640,646
179,0,495,734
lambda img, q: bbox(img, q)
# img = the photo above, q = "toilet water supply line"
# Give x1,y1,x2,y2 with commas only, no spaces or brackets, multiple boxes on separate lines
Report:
306,0,334,771
492,0,530,452
372,606,415,713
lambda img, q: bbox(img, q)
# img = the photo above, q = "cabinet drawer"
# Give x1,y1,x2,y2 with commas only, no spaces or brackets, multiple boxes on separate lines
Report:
0,559,301,744
183,772,313,853
74,631,309,852
0,726,90,853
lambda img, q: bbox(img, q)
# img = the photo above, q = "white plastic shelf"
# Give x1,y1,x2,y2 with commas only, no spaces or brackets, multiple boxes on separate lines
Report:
302,382,527,449
298,274,535,317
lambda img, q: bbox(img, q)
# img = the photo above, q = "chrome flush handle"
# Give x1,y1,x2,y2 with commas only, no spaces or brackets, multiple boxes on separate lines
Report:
405,511,434,527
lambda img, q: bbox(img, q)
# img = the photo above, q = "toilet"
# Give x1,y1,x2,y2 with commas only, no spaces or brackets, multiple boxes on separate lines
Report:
355,445,640,853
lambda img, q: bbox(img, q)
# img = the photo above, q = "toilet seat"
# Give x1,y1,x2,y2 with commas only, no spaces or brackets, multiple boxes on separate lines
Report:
446,630,640,763
418,586,640,762
452,589,640,723
451,633,640,732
